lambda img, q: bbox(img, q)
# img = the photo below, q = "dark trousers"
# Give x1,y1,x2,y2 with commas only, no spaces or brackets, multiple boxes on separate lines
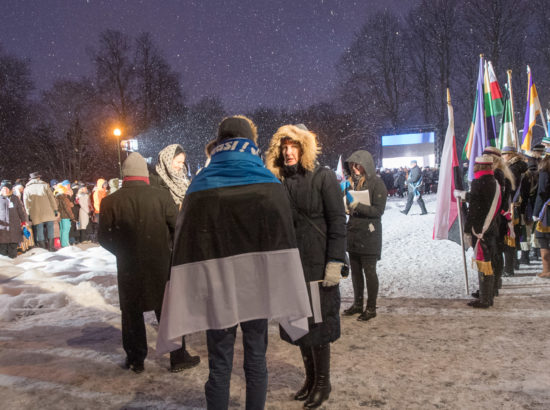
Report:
0,243,18,258
349,253,379,308
404,190,427,214
205,319,268,410
121,307,187,365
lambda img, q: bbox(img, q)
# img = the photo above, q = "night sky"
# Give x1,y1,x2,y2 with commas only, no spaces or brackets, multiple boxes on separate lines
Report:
0,0,409,113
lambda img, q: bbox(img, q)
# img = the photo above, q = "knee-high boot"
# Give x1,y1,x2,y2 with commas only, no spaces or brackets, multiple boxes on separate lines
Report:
503,246,515,276
538,248,550,278
304,344,331,409
294,345,315,401
469,273,493,308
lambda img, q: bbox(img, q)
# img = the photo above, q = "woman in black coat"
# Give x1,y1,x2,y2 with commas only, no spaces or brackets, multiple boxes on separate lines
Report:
533,154,550,278
266,124,346,409
342,150,387,321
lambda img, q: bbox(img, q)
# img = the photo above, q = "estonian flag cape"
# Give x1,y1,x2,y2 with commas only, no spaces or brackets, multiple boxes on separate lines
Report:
157,138,312,354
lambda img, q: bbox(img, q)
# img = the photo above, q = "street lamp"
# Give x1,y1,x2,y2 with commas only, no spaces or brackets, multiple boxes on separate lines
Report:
113,128,123,180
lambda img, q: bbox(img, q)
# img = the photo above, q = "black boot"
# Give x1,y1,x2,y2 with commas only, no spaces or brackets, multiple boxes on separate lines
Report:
304,344,331,409
503,247,515,276
519,250,530,265
533,248,541,261
170,349,200,372
357,307,377,322
419,198,428,215
343,299,363,316
294,345,314,401
48,238,55,252
468,273,493,308
37,240,47,249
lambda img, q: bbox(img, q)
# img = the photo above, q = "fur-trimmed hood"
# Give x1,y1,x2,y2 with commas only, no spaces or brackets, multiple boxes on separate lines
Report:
265,124,320,179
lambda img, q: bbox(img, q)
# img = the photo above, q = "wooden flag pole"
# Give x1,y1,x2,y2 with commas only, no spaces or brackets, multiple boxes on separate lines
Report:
448,87,470,294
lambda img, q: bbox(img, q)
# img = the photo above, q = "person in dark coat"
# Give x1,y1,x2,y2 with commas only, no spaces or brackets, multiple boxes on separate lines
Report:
0,180,27,258
502,146,529,273
401,160,428,215
98,152,198,373
266,123,346,409
342,150,387,321
457,154,501,308
533,151,550,278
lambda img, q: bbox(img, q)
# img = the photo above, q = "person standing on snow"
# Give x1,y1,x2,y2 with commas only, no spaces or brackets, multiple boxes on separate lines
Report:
149,144,191,209
265,123,346,409
99,152,199,374
0,180,28,258
456,154,501,308
23,172,58,250
156,116,311,409
401,160,428,215
341,150,387,322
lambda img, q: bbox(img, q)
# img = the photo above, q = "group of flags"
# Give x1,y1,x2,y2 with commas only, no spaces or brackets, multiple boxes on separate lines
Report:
435,56,550,245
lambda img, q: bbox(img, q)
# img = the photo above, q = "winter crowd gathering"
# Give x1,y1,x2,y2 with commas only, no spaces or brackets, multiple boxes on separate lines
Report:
2,115,550,409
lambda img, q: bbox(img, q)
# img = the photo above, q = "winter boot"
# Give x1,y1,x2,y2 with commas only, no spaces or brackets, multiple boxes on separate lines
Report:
343,298,363,316
169,349,200,373
294,345,315,401
538,248,550,278
468,273,493,308
48,238,55,252
357,307,377,322
519,250,530,265
533,247,541,261
37,240,48,250
503,247,515,276
304,344,331,409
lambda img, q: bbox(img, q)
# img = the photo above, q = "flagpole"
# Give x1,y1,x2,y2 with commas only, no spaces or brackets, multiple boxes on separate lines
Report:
507,70,519,151
448,87,469,294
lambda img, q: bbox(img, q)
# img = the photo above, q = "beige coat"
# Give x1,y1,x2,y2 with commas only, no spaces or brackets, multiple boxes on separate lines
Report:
23,179,58,225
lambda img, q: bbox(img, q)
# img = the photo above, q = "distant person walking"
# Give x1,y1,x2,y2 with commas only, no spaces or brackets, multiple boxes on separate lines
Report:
401,160,428,215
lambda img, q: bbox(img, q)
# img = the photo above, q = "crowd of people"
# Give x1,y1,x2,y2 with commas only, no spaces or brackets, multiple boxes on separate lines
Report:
3,116,550,409
455,143,550,310
0,174,121,258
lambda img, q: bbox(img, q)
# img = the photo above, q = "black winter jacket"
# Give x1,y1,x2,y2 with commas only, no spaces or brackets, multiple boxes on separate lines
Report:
98,180,177,312
281,165,346,346
345,151,387,259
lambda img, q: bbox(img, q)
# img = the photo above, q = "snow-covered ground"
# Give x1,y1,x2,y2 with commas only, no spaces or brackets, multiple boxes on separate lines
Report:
1,194,549,409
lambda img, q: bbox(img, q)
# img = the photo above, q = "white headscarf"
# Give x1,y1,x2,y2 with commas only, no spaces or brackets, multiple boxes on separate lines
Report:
155,144,190,206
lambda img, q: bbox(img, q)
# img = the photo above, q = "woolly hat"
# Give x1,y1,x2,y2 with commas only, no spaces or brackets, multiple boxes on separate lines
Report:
483,146,501,157
501,146,517,153
122,152,149,178
1,180,13,190
29,172,41,179
475,154,494,165
217,115,258,144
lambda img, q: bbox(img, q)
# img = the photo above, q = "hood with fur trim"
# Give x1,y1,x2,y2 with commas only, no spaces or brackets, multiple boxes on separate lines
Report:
265,124,321,179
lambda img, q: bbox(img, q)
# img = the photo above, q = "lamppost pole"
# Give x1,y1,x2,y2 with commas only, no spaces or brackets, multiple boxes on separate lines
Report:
114,128,123,181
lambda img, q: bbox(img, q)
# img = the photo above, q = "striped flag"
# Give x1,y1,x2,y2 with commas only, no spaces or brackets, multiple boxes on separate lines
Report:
434,89,463,245
463,56,488,181
521,66,547,151
484,61,504,146
498,83,516,149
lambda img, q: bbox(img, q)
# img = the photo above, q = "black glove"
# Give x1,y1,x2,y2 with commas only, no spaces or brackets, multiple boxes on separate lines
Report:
54,210,59,217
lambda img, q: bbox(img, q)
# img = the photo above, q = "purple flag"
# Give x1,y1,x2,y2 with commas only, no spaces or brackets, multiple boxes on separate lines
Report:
468,56,487,181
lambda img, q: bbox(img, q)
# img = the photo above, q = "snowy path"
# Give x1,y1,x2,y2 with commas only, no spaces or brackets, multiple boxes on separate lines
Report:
1,194,549,409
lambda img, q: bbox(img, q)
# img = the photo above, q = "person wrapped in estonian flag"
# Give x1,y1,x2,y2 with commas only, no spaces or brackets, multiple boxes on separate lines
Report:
156,115,312,409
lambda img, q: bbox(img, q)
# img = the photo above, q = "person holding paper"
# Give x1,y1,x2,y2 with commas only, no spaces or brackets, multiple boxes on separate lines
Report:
342,150,387,321
266,123,346,409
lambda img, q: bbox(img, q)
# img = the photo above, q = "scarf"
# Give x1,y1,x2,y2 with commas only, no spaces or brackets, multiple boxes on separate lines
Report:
155,144,191,206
